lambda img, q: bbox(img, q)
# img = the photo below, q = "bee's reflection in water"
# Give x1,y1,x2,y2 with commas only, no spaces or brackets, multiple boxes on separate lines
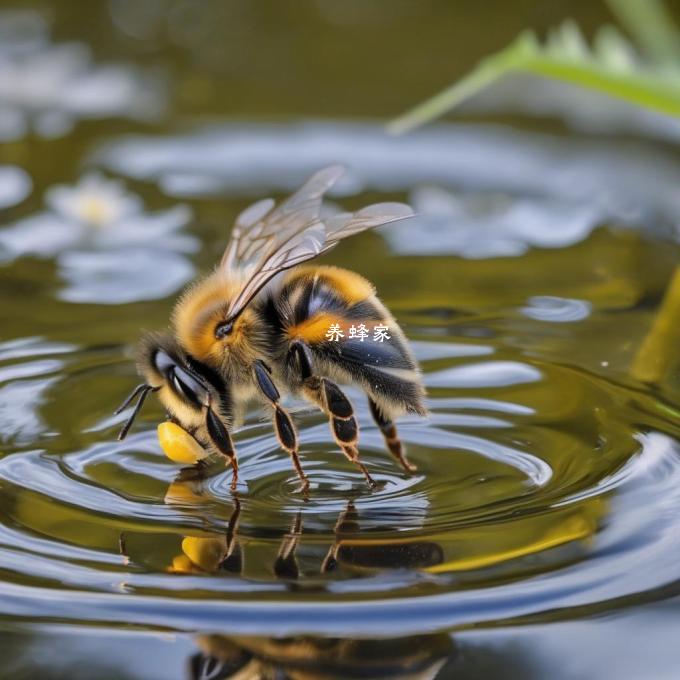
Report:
116,464,606,679
156,467,443,581
120,469,454,679
188,633,454,680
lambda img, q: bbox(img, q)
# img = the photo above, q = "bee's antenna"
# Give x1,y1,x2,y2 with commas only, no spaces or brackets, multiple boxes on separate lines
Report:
114,383,149,415
116,384,157,440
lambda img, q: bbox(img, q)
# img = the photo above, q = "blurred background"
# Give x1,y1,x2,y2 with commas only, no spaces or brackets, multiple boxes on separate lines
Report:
2,1,680,679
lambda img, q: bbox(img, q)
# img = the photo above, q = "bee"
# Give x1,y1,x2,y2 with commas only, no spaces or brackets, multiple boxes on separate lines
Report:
114,166,427,492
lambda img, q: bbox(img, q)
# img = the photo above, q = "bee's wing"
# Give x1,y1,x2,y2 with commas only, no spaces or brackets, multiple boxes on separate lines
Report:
220,165,344,271
221,167,413,322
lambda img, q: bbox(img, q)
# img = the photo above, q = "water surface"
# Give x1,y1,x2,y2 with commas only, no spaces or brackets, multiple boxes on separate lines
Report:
1,2,680,678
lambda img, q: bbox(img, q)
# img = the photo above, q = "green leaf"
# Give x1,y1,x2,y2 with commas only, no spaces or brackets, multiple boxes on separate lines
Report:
388,22,680,135
605,0,680,65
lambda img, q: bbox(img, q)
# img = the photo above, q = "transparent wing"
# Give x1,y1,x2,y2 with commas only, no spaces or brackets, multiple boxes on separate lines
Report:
220,166,413,321
220,165,345,271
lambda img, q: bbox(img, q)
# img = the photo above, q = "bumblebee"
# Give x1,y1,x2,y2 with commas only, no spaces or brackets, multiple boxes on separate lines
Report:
115,166,427,491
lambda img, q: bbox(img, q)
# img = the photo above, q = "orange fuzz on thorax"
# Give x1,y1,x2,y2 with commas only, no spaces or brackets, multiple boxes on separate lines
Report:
172,272,253,368
289,265,375,304
284,266,377,343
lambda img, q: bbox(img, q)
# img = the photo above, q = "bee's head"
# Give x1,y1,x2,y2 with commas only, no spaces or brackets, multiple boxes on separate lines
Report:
136,332,211,408
114,332,233,458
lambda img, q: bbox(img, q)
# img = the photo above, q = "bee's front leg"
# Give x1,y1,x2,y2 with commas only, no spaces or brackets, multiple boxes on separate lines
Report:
253,360,309,494
289,342,376,489
205,405,239,490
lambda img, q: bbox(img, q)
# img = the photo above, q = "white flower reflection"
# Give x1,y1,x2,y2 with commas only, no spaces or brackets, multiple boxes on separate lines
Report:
0,173,197,304
385,185,604,259
0,10,163,141
0,165,32,209
47,173,143,228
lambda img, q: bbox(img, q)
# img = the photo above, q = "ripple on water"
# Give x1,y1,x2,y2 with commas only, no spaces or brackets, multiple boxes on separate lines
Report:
521,295,592,323
0,334,678,637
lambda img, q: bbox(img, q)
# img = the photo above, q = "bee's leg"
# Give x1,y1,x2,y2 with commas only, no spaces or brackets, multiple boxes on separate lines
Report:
321,500,359,573
368,398,417,473
290,342,376,489
218,498,242,573
253,361,309,494
118,532,130,567
332,416,376,488
205,405,239,490
274,511,302,579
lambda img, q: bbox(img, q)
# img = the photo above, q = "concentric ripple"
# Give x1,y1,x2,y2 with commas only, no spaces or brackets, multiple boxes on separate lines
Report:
1,322,679,636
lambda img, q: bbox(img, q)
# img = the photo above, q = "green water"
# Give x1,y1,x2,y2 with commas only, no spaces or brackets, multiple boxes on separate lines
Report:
1,2,680,678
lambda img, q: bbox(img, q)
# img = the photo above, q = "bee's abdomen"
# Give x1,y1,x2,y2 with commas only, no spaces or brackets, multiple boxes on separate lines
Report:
278,266,426,416
280,266,378,343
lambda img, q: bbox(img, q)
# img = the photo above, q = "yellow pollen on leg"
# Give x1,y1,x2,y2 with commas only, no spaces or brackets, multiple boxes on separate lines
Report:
158,421,210,464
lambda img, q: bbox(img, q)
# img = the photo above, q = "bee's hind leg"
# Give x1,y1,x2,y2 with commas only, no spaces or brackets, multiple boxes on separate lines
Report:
329,408,376,489
368,398,417,473
253,360,309,494
289,342,376,489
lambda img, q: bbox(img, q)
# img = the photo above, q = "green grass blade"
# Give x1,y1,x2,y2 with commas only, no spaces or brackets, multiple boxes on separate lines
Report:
389,27,680,135
605,0,680,65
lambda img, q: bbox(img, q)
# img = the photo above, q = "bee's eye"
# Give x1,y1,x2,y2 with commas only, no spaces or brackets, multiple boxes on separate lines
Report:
153,350,174,374
215,321,234,339
169,366,209,407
